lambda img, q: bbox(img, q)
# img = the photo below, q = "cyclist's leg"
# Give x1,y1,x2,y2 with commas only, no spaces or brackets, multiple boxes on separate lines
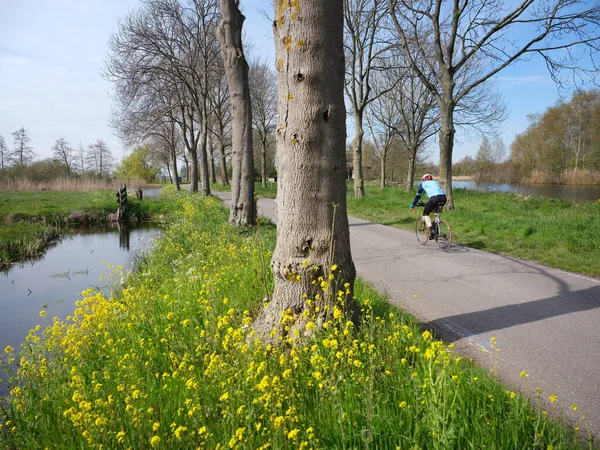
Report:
423,197,438,233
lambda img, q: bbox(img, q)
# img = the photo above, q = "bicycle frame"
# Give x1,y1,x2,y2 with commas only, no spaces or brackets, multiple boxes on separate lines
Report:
414,202,452,251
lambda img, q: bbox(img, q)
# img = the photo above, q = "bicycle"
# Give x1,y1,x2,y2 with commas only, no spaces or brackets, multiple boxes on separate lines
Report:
414,201,452,252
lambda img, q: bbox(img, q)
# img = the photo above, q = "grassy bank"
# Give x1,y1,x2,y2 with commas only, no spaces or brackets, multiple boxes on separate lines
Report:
1,193,591,449
0,189,176,268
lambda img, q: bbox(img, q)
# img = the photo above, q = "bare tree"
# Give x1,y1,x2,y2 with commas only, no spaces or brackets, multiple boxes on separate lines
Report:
365,95,401,190
255,0,357,335
11,127,36,167
77,142,86,175
217,0,255,226
52,137,75,175
104,0,221,196
0,135,7,170
87,140,114,178
249,58,277,188
562,90,596,172
368,59,440,190
208,75,232,185
344,0,390,198
111,83,184,190
207,59,232,186
388,0,600,208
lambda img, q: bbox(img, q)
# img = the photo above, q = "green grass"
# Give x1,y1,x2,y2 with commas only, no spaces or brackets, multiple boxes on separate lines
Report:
0,188,180,268
211,182,277,199
1,193,592,449
346,185,600,277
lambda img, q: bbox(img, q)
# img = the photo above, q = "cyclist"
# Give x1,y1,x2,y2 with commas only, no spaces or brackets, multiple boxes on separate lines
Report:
410,174,447,239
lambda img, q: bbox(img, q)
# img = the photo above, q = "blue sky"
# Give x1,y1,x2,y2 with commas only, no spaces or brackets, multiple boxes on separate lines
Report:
0,0,565,164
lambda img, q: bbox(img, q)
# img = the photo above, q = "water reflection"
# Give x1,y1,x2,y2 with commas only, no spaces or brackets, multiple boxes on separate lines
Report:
0,223,162,394
142,187,163,199
453,181,600,203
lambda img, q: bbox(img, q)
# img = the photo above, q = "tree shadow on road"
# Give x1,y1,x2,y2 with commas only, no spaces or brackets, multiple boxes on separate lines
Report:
426,254,600,342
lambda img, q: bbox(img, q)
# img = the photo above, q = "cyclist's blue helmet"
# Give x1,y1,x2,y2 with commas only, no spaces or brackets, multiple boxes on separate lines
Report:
422,173,433,181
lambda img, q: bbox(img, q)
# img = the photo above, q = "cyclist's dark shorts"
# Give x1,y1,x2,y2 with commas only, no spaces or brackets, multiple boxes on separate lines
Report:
424,195,447,216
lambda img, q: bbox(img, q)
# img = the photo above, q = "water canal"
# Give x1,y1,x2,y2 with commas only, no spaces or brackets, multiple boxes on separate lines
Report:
452,181,600,203
0,222,162,393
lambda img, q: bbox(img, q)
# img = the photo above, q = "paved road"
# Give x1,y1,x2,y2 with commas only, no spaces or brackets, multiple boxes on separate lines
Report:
214,191,600,439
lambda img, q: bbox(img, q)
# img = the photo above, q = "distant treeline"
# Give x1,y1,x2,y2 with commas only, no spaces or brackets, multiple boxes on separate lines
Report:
454,89,600,185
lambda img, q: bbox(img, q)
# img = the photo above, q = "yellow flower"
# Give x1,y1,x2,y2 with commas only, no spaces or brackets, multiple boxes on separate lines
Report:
116,431,126,443
153,422,160,431
39,310,47,317
219,392,229,402
331,264,338,271
174,425,187,440
549,395,558,403
150,436,160,447
273,416,285,428
4,346,13,354
572,403,578,411
520,370,529,379
287,428,300,440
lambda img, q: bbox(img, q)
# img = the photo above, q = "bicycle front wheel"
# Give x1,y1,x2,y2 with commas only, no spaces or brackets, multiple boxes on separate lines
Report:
436,219,452,252
415,216,428,245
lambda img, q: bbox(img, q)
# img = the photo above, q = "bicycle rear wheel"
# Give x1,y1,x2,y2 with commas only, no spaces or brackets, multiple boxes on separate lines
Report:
415,216,428,245
436,220,452,252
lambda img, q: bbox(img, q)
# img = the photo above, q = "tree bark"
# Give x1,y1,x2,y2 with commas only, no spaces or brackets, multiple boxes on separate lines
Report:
406,149,416,192
380,148,387,190
439,96,456,209
171,147,180,191
219,143,229,186
208,130,217,184
254,0,357,337
199,104,212,197
217,0,255,226
261,137,268,188
352,112,365,198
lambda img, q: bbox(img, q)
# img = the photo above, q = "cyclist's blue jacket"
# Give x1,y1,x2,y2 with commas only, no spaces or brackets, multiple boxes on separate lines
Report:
410,180,446,208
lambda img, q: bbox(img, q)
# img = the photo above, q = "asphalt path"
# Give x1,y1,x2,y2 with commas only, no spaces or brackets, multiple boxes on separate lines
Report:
212,190,600,439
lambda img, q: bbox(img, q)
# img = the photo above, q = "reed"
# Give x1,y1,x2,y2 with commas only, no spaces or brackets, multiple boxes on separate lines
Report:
0,177,149,192
561,169,600,185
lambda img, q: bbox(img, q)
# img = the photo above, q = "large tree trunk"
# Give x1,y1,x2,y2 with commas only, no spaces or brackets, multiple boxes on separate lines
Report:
352,111,365,198
217,0,255,226
439,96,456,209
254,0,357,337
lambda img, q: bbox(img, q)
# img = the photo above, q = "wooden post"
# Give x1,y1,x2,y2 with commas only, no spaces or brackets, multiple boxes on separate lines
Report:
116,184,128,221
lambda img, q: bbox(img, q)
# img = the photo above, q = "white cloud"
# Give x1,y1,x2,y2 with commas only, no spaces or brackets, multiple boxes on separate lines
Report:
496,75,552,87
